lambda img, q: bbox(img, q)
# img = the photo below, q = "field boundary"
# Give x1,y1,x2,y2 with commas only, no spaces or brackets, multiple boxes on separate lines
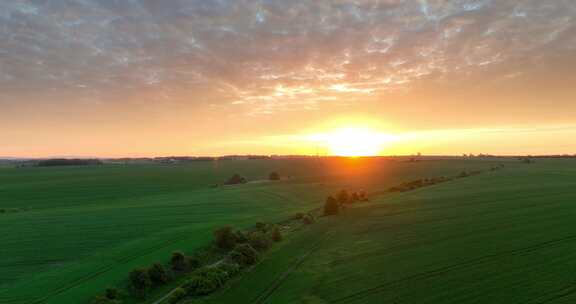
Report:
250,232,331,304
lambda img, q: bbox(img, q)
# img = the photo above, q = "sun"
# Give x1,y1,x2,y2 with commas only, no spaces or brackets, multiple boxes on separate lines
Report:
308,127,398,157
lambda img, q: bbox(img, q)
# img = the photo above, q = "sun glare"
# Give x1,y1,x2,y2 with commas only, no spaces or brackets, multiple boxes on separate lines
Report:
308,127,398,157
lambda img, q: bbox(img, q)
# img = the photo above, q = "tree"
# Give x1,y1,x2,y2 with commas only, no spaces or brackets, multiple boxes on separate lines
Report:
227,244,259,266
324,196,339,216
214,226,237,251
129,268,151,297
302,213,315,224
148,263,170,285
248,231,272,251
182,268,228,296
224,174,247,185
171,251,188,272
167,288,187,304
269,171,280,181
271,226,282,242
187,256,201,270
255,222,268,232
359,190,368,201
337,190,350,205
104,288,119,300
351,192,360,203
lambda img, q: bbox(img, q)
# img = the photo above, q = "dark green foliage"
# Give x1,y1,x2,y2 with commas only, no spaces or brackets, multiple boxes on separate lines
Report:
217,263,241,277
91,287,121,303
271,226,283,242
227,244,259,266
167,287,186,304
187,256,201,270
234,230,248,243
182,268,227,296
248,231,272,251
255,222,268,232
269,171,280,180
302,213,315,224
104,288,120,300
128,268,151,297
324,196,339,216
91,295,121,304
148,263,170,286
214,226,238,251
170,251,188,272
224,174,247,185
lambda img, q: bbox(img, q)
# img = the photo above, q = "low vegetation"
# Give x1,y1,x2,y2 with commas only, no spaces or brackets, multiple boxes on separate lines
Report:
224,174,247,185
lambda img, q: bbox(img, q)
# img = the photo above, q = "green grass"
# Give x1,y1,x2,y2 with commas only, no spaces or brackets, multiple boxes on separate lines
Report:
204,159,576,304
0,158,511,303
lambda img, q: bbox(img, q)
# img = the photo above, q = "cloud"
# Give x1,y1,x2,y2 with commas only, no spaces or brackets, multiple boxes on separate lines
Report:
0,0,575,113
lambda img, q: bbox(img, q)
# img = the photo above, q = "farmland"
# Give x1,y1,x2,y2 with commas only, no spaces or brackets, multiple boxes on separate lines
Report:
203,159,576,304
1,158,572,303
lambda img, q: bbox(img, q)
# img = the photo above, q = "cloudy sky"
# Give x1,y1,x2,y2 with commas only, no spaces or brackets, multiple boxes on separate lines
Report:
1,0,576,157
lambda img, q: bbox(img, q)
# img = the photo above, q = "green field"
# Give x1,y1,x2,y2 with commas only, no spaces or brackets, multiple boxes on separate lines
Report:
202,159,576,304
1,158,572,303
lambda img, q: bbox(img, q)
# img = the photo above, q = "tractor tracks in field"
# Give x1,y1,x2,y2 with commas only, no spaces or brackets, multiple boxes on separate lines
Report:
525,284,576,304
330,234,576,304
335,198,573,268
26,233,195,304
250,232,331,304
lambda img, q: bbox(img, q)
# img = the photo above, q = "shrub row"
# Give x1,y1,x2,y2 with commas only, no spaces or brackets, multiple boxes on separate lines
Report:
91,202,314,303
324,189,369,216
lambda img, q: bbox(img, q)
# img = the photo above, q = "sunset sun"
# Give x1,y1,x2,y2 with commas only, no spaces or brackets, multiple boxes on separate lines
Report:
308,127,398,157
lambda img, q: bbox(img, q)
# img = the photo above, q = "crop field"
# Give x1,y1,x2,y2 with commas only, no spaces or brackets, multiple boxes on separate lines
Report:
203,159,576,304
0,158,500,303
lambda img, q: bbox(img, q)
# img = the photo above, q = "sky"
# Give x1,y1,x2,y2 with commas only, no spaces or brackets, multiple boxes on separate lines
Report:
1,0,576,157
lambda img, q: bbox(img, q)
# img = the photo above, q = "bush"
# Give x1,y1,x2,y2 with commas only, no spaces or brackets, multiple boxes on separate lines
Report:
248,231,272,251
224,174,247,185
359,190,368,201
227,244,259,266
294,212,305,220
271,226,282,242
187,256,201,270
324,196,339,216
104,288,120,300
234,230,248,243
182,268,227,296
218,263,241,278
302,213,315,224
255,222,269,232
167,287,187,304
171,251,188,272
128,268,151,297
148,263,170,285
337,190,350,205
269,171,280,180
351,192,359,203
214,226,238,251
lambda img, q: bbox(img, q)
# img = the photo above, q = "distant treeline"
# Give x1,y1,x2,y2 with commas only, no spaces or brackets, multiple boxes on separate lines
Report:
35,158,103,167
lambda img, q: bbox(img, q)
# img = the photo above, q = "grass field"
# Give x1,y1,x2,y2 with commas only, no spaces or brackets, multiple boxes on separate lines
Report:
5,158,568,304
201,159,576,304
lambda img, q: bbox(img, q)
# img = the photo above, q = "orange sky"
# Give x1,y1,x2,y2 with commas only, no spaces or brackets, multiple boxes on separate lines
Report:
1,1,576,157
